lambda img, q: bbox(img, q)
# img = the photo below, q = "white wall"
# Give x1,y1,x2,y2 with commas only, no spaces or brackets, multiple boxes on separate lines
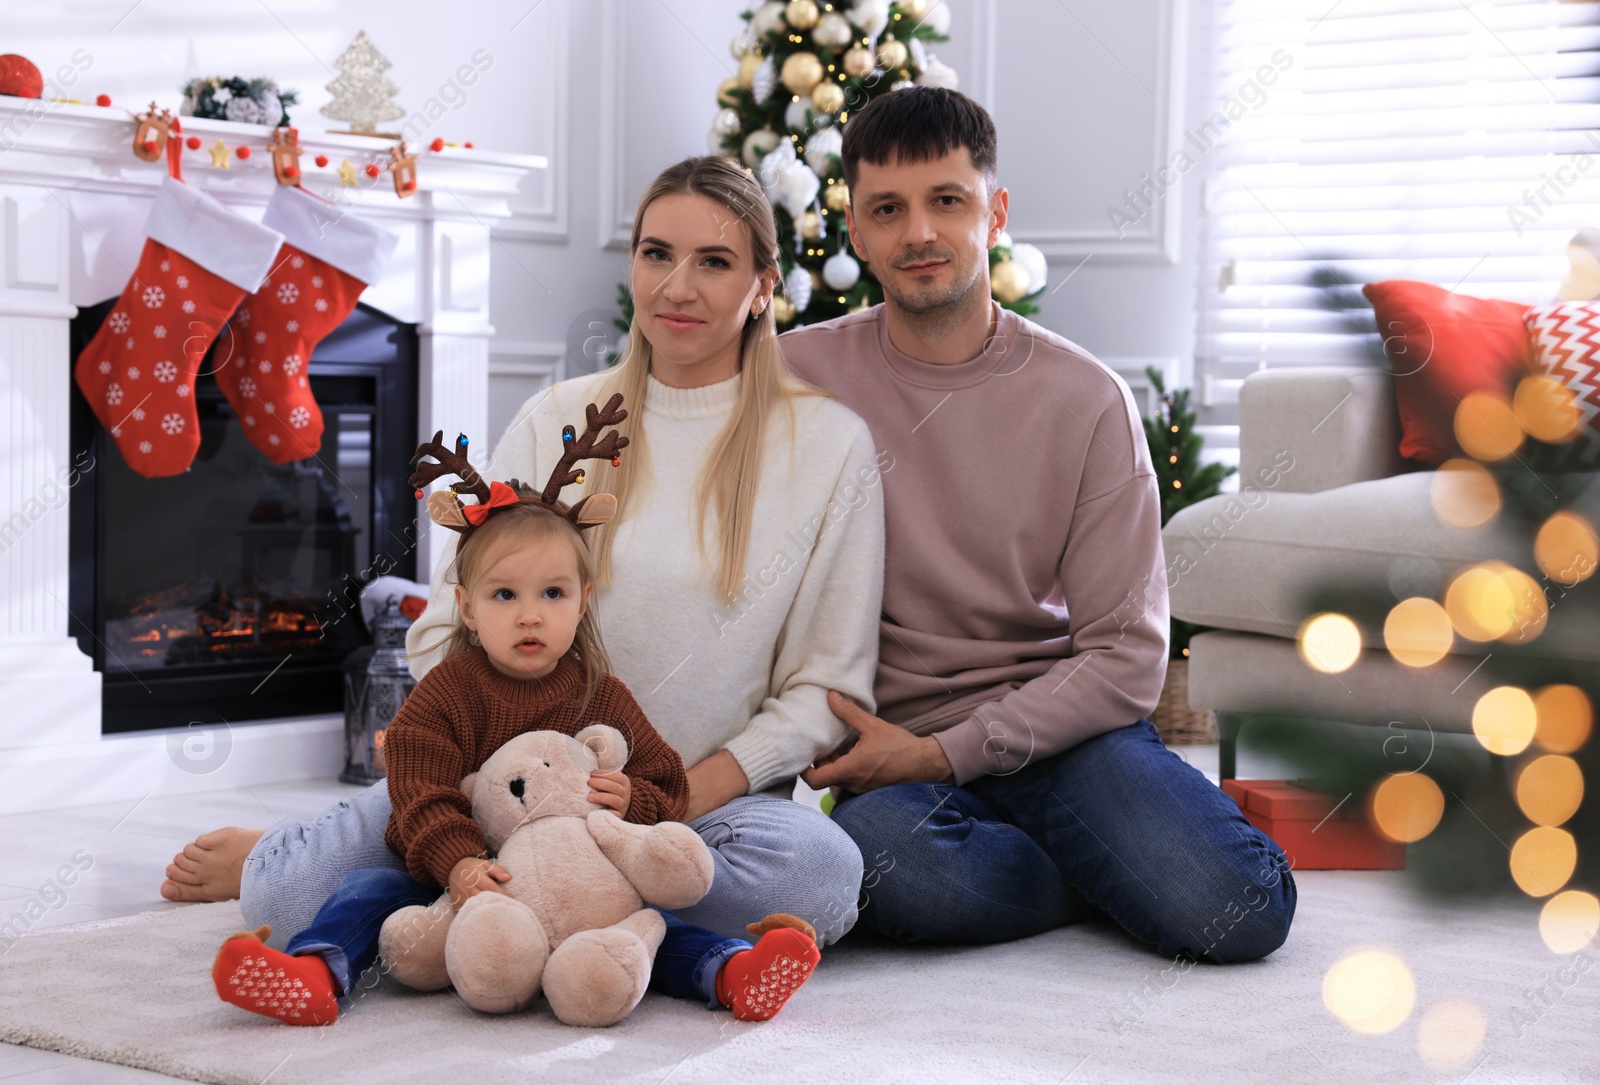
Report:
2,0,1207,451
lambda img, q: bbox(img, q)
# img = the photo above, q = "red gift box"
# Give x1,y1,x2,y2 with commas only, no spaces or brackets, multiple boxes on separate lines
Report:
1222,779,1405,870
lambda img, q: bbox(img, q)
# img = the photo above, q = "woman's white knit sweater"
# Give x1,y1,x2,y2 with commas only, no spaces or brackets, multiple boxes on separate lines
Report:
405,369,885,794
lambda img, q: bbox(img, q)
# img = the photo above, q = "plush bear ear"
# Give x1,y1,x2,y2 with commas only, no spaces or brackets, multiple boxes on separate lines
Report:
459,771,479,795
574,724,628,773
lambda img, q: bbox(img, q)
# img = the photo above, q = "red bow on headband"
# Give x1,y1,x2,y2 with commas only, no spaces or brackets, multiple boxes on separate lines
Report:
462,480,521,526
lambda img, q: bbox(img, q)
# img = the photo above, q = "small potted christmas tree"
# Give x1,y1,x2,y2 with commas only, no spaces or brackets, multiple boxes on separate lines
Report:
1143,365,1236,743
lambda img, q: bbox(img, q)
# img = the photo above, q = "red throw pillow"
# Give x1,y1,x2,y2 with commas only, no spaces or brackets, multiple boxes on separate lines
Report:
1523,301,1600,467
1362,280,1532,464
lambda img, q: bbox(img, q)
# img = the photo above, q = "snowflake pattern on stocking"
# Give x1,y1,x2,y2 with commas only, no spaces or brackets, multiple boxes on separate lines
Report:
277,282,299,305
108,311,130,334
154,361,177,383
289,406,310,428
161,413,185,435
283,354,302,376
153,325,167,339
143,285,164,308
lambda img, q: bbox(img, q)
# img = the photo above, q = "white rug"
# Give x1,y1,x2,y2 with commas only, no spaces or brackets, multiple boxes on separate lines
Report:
0,872,1594,1084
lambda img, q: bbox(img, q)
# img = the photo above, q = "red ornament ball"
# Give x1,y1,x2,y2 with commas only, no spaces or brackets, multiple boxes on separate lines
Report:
314,154,329,168
235,145,251,160
463,141,474,149
185,135,201,150
95,93,112,107
0,55,43,99
364,163,380,179
430,137,445,153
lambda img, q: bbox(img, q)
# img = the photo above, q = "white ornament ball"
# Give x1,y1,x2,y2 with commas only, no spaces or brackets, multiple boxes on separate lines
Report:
778,161,821,219
909,37,928,71
901,0,929,19
1010,242,1048,295
916,56,960,90
785,97,814,132
924,2,951,35
785,265,814,312
751,57,777,102
713,108,742,137
813,12,854,49
730,27,757,59
708,127,726,153
997,230,1014,250
752,1,788,36
823,250,861,291
804,125,843,174
891,79,915,92
742,128,782,168
849,0,890,37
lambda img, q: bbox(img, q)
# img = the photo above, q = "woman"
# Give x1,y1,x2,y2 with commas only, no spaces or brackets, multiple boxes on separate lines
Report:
162,155,883,985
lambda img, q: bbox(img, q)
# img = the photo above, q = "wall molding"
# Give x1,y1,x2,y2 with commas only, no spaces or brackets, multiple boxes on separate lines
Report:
970,0,1187,265
598,0,634,251
494,0,571,244
489,338,566,386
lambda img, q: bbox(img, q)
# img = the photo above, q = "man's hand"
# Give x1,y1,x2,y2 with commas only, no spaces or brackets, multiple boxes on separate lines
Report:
448,856,511,909
588,770,632,815
801,690,955,793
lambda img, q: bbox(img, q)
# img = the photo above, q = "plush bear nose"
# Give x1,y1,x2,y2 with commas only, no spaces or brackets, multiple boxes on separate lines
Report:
509,777,525,801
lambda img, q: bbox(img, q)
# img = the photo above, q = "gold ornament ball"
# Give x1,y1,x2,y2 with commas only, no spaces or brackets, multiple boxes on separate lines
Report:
801,210,823,240
772,294,797,324
901,0,929,19
842,47,875,78
781,52,825,95
991,259,1032,304
824,182,850,212
810,267,824,292
738,52,764,89
811,81,845,115
717,77,742,107
877,38,908,72
785,0,820,30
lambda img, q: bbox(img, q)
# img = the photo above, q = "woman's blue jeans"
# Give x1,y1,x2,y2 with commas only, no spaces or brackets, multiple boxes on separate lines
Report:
830,719,1296,963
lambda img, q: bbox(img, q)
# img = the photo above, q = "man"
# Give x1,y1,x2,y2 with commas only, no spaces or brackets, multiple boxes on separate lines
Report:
783,87,1294,962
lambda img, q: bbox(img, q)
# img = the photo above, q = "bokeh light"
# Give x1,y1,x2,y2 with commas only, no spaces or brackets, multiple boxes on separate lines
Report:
1509,826,1577,897
1454,392,1523,461
1443,562,1546,643
1539,891,1600,954
1370,773,1446,843
1429,459,1500,528
1512,373,1582,443
1383,598,1454,667
1322,949,1415,1034
1533,510,1598,585
1416,999,1486,1070
1516,755,1585,827
1472,686,1537,756
1534,685,1593,754
1298,613,1362,674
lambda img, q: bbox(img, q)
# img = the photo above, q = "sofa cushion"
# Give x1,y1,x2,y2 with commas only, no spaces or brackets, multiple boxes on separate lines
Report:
1163,471,1600,661
1524,300,1600,467
1361,280,1532,464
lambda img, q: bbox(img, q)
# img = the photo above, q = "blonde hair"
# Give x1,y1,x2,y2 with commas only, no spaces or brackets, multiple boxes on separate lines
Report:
583,154,823,603
409,504,613,716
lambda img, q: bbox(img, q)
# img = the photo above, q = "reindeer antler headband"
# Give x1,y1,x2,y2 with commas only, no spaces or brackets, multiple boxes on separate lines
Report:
407,393,631,535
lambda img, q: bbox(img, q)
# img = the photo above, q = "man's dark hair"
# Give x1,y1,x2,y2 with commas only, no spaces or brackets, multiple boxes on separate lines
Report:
839,86,998,199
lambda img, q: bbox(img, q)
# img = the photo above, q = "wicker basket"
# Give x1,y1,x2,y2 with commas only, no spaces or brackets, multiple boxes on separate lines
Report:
1152,657,1217,745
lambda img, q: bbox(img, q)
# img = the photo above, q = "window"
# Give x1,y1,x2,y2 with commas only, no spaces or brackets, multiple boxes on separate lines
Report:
1194,0,1600,443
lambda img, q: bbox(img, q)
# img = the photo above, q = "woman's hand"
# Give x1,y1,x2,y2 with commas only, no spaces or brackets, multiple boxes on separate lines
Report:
589,770,632,815
448,856,511,909
683,749,750,822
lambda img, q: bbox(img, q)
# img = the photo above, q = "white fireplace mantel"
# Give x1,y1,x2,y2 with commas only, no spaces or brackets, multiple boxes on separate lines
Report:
0,97,545,815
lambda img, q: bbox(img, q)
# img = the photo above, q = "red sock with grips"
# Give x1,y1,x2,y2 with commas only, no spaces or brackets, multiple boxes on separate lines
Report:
714,926,820,1022
212,927,340,1026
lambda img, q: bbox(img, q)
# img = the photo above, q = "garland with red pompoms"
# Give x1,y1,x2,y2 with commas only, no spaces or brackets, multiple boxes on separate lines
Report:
91,95,474,197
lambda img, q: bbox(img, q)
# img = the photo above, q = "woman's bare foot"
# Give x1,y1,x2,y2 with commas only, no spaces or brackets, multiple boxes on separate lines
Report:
160,827,264,902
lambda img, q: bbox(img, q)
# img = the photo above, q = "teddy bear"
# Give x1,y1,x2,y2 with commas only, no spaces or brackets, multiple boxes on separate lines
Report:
377,724,716,1027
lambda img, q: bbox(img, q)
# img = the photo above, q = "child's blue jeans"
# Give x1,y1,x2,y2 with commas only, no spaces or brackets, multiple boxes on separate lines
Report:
286,866,745,1009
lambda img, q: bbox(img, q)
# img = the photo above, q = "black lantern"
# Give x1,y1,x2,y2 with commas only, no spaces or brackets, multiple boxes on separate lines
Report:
341,595,415,785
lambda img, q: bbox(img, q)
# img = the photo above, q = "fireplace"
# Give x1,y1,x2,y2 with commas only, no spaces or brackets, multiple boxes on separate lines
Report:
67,300,419,733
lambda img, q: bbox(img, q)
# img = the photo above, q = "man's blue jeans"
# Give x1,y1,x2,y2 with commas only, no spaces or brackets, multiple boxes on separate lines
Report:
830,719,1295,963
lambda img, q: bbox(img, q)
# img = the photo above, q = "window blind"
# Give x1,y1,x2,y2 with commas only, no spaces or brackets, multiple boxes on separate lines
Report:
1194,0,1600,437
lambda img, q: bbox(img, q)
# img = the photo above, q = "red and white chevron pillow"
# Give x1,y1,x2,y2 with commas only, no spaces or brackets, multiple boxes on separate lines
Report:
1523,301,1600,466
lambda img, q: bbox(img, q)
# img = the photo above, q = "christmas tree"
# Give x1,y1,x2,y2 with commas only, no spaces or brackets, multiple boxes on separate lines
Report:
697,1,1048,328
321,31,405,136
1142,365,1235,657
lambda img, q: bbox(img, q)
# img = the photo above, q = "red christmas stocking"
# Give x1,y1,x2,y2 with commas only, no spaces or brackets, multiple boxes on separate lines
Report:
214,184,397,464
73,176,284,479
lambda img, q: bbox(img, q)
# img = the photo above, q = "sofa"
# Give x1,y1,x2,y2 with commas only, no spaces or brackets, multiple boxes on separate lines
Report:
1161,366,1600,778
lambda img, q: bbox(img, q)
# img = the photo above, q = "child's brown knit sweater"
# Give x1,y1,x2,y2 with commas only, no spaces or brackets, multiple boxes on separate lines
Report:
383,647,689,889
